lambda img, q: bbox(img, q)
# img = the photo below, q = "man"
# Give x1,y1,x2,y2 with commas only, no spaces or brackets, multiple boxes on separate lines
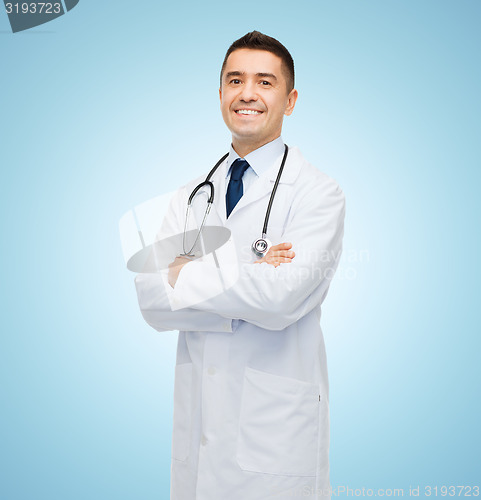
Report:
134,31,345,500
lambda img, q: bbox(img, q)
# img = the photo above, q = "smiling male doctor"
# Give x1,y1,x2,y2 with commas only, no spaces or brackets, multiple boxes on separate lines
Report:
134,31,346,500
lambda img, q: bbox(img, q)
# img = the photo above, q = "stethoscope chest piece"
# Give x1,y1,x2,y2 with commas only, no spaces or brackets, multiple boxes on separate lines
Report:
252,237,272,258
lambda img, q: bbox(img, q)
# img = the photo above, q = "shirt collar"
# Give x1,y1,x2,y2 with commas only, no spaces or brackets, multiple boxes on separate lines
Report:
226,136,285,178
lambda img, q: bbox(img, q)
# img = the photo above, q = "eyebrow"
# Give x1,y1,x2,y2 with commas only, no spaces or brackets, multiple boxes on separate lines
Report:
225,71,278,81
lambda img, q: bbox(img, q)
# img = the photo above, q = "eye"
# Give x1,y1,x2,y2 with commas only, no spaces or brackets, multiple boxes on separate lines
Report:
260,80,272,86
230,79,241,85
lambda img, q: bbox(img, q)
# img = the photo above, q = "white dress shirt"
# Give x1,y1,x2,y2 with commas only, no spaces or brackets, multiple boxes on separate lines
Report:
225,136,285,195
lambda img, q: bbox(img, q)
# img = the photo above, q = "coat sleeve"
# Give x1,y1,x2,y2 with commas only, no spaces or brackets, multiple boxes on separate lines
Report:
133,186,233,333
171,173,346,331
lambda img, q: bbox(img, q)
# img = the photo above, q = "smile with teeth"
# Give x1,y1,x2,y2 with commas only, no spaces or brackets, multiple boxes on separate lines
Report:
235,109,263,115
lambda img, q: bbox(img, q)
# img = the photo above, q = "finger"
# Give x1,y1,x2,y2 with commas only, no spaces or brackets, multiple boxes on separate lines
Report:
266,257,294,265
269,250,295,258
254,248,294,265
270,242,292,251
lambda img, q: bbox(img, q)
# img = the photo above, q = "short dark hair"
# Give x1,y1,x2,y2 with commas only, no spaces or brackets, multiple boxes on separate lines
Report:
220,31,295,92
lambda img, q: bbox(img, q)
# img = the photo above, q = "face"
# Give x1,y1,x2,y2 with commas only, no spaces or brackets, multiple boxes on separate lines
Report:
219,49,298,155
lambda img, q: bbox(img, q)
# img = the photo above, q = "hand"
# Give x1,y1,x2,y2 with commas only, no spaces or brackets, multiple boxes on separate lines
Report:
168,256,194,288
254,242,295,268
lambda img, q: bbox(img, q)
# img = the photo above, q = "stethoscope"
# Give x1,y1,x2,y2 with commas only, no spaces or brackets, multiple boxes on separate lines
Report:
182,144,289,259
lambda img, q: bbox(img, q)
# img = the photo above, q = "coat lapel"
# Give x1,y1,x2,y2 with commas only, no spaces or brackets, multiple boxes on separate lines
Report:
192,146,305,224
208,157,228,226
187,157,227,231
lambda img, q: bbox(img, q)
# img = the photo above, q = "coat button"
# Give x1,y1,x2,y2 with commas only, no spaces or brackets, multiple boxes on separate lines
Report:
208,366,216,375
201,435,207,446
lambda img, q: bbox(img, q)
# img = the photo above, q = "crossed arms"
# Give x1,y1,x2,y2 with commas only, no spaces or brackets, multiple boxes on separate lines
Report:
134,174,345,332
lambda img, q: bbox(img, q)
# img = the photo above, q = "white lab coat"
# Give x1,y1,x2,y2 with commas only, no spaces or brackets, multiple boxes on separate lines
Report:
134,146,345,500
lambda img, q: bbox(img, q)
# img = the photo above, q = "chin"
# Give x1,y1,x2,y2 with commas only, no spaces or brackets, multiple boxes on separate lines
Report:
232,126,262,138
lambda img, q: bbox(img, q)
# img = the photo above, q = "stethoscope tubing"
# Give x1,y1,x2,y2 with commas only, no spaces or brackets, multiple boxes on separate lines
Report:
184,145,289,257
262,144,288,237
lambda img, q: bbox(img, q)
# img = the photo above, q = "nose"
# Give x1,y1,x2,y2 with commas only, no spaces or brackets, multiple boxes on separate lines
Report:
238,80,258,102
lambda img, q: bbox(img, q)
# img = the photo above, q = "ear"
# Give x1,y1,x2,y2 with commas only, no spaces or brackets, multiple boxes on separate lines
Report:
219,87,222,104
284,88,298,116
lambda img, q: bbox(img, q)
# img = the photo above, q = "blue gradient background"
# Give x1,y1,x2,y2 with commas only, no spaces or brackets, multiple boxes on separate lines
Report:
1,1,480,499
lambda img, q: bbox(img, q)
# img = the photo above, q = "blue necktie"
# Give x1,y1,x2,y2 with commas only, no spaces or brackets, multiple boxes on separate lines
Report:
226,158,249,218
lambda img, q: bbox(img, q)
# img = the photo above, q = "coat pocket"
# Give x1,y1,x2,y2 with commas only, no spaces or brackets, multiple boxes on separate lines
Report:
236,367,320,476
171,363,193,462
